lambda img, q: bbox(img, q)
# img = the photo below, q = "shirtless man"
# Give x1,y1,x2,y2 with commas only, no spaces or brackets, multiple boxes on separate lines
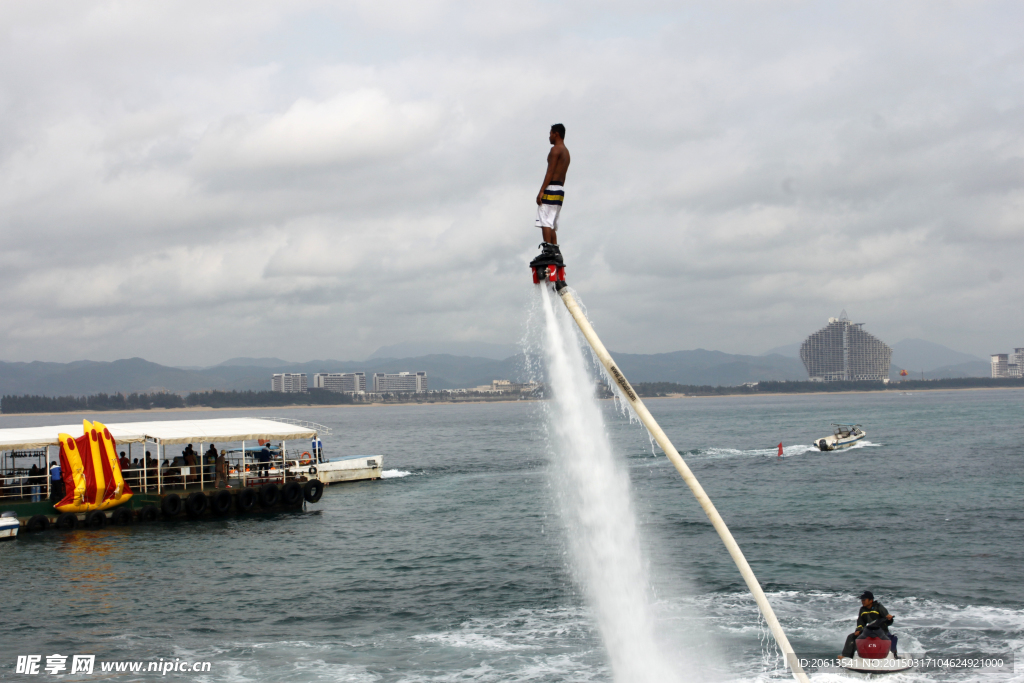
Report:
535,123,570,261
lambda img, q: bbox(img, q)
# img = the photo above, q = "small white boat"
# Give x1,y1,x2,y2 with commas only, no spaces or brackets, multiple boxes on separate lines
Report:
815,424,865,451
0,511,19,540
287,454,383,485
839,653,914,674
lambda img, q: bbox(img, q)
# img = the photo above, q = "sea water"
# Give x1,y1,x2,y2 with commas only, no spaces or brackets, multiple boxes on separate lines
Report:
1,388,1023,682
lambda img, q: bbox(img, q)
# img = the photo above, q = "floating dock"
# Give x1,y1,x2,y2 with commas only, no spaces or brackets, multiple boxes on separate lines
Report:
0,417,383,533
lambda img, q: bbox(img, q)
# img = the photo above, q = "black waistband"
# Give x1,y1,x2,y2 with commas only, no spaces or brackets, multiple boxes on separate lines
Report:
548,180,563,186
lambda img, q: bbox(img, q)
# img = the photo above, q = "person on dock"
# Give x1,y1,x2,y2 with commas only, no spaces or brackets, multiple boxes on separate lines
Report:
534,123,570,264
839,591,896,659
205,444,218,479
28,463,42,502
258,443,272,475
49,461,63,502
182,446,198,483
215,449,229,489
119,451,130,470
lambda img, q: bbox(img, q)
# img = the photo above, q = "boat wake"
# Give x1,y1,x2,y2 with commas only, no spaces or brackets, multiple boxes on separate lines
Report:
683,441,882,460
381,469,414,478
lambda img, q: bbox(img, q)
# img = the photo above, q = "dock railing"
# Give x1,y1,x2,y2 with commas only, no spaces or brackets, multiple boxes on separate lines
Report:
0,471,49,503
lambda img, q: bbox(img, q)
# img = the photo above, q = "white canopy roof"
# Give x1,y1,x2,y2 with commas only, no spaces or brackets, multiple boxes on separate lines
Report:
0,418,321,451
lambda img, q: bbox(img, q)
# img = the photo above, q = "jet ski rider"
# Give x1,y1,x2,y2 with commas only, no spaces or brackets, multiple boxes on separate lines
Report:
839,590,897,659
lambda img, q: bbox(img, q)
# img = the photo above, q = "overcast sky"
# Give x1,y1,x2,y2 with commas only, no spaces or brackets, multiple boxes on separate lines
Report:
1,1,1021,366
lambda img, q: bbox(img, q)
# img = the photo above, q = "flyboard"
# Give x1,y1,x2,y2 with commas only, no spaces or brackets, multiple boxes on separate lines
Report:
530,255,811,683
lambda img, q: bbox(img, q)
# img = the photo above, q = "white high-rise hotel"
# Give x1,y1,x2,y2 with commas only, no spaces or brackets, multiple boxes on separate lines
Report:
271,373,308,393
991,349,1024,378
373,371,428,393
799,311,892,382
313,372,367,393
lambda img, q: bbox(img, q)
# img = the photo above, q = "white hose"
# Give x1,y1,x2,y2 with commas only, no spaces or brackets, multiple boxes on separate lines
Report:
557,285,810,683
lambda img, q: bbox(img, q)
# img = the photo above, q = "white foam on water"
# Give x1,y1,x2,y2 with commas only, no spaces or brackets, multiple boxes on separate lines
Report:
696,444,819,459
381,469,413,478
687,441,881,461
531,286,684,683
677,590,1024,683
413,631,533,651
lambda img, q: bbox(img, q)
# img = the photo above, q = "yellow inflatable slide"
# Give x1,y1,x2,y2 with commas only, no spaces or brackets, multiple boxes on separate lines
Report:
55,420,134,513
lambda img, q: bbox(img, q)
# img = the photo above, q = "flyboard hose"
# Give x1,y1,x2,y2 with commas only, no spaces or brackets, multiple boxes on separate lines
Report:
554,282,809,683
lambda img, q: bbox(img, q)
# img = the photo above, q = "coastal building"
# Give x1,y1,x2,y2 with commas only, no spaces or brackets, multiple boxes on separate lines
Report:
271,373,307,393
471,380,541,393
799,311,892,382
991,349,1023,378
372,371,427,393
313,372,366,393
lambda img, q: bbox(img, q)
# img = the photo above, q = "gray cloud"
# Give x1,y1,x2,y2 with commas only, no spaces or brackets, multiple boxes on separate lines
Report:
1,0,1021,365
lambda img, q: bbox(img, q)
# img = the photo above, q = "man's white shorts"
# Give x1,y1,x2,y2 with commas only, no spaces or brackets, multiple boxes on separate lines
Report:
535,184,563,230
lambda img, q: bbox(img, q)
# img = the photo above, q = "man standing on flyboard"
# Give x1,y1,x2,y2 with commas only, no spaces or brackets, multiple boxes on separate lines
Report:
532,123,570,266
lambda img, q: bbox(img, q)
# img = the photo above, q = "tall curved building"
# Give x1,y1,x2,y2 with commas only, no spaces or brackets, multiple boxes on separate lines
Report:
800,311,892,382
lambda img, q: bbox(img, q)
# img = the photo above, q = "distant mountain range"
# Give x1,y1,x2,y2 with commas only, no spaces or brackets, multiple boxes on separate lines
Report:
0,338,990,398
1,349,806,397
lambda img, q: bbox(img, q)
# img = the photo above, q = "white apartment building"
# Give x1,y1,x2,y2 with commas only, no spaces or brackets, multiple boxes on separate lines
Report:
372,371,427,393
313,372,366,393
992,349,1024,378
271,373,308,393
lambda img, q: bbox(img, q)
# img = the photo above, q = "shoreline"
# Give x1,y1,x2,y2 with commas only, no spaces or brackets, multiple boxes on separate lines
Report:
643,384,1024,399
1,384,1021,417
0,397,537,417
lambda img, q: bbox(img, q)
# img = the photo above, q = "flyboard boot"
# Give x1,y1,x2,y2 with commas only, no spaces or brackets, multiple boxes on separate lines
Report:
530,243,565,285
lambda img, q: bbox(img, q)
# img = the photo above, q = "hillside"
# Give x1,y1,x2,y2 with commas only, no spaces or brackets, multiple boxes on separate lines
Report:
1,348,808,397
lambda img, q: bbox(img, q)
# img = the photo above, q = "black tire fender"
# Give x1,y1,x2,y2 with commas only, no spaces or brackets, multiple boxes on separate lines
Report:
303,479,324,503
139,505,159,522
161,493,182,517
111,507,132,526
281,481,303,506
236,487,256,512
258,483,280,508
56,512,78,530
185,491,208,517
27,514,49,533
85,510,107,528
211,490,232,515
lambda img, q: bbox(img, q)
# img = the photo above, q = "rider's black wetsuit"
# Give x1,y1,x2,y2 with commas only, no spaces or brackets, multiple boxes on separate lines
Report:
841,601,896,657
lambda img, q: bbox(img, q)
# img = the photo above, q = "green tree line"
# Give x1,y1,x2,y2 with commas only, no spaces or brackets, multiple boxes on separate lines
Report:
1,388,354,414
0,392,186,413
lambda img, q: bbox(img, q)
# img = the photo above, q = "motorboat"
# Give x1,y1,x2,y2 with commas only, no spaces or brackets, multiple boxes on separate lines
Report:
815,424,865,451
0,511,19,540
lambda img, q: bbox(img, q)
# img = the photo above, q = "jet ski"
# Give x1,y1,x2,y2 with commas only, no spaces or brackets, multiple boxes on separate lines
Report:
840,618,914,674
530,243,565,285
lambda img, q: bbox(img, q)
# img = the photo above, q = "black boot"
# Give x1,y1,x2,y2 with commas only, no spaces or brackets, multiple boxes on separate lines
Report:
541,242,563,265
530,243,563,268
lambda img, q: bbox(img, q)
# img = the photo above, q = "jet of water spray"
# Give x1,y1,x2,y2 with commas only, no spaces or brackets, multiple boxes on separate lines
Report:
535,285,679,683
